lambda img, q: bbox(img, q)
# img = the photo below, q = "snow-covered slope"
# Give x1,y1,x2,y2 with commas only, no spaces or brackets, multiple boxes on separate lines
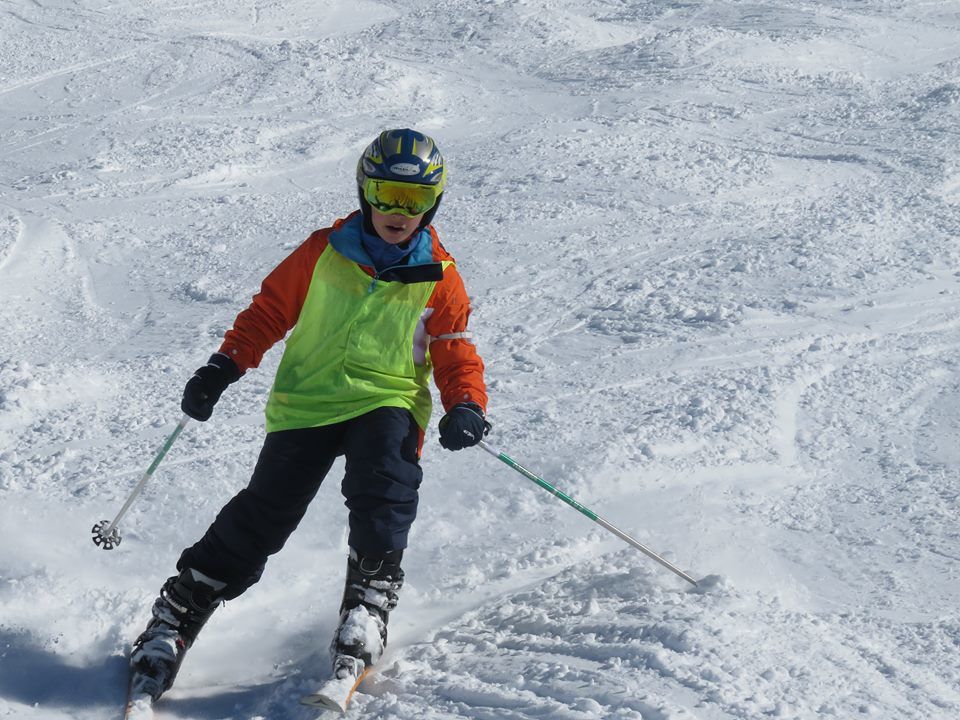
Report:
2,1,959,718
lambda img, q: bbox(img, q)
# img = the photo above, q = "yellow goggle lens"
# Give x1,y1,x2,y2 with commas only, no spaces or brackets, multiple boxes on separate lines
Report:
363,179,440,217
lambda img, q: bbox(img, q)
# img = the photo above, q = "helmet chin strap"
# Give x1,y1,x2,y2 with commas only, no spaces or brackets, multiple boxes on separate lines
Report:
357,190,378,235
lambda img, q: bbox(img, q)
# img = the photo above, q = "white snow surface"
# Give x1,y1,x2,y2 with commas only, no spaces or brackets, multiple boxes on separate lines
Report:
2,1,960,718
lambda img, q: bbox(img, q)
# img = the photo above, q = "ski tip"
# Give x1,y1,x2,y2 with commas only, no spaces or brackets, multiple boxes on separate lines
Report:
300,692,348,714
300,667,370,715
124,693,154,720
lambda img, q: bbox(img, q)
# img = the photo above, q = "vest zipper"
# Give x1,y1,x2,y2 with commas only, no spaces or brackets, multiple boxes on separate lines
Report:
367,263,407,294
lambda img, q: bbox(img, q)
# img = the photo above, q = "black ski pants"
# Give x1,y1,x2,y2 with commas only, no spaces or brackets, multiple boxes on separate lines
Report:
177,406,423,600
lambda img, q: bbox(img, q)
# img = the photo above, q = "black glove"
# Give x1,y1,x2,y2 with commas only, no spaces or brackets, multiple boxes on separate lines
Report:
438,402,491,451
181,353,240,421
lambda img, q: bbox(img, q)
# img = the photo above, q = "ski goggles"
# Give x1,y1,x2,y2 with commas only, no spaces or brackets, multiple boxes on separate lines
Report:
362,178,441,217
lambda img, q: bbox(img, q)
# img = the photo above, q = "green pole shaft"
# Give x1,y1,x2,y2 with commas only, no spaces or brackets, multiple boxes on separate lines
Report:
102,414,190,536
478,440,698,587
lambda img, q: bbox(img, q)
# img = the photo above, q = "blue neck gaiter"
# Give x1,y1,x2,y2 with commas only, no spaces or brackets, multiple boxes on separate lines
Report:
360,226,420,272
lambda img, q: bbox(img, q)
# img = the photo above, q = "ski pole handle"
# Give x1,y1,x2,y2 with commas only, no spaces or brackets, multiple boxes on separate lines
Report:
478,440,698,587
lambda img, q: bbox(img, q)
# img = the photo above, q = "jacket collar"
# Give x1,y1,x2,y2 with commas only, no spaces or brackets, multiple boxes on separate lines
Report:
329,213,435,268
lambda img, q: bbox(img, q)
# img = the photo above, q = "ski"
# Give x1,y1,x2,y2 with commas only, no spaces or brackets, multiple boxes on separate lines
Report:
123,690,154,720
300,654,370,715
124,665,159,720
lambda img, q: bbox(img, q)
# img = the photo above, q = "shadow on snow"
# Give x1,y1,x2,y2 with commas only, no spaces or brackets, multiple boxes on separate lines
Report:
0,629,318,719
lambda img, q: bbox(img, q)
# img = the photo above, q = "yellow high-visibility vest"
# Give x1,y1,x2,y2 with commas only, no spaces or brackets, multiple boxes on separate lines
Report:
265,242,450,433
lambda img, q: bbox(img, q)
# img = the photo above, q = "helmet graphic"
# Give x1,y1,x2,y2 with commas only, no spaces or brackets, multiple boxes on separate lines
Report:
357,128,446,189
357,129,446,232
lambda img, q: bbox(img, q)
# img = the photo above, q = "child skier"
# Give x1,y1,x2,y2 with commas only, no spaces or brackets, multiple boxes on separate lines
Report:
128,129,490,702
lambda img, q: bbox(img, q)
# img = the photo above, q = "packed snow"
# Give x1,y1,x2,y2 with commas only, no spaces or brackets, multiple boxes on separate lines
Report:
2,0,959,718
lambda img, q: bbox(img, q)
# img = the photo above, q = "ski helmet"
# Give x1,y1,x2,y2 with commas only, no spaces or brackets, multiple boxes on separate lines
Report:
357,129,446,232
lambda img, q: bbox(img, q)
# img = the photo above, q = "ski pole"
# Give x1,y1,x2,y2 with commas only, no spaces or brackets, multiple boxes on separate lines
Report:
478,440,698,587
91,414,191,550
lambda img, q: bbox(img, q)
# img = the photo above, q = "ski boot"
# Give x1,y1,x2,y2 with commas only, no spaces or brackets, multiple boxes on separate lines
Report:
330,548,404,680
129,568,226,701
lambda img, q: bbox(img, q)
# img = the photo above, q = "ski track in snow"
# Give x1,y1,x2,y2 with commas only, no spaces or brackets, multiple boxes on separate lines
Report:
2,0,960,718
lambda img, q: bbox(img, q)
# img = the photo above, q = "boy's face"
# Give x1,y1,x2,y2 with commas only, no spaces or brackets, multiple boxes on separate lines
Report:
370,208,425,245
